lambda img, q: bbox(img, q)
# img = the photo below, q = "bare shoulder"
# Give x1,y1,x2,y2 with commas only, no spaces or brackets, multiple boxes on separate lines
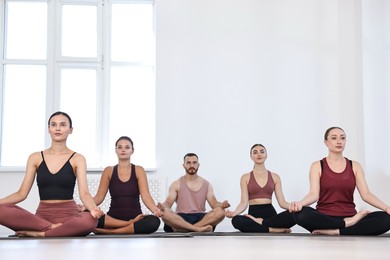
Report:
309,160,322,176
135,165,146,175
72,152,86,161
170,178,181,189
310,160,321,170
351,160,363,173
27,151,43,166
351,160,362,168
102,166,114,176
270,171,281,182
69,152,86,167
241,172,250,182
28,151,42,160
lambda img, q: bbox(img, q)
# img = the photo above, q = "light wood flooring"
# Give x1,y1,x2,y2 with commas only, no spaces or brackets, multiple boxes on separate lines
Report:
0,230,388,260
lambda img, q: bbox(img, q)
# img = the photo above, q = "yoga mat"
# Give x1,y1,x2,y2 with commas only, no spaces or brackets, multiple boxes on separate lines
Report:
0,232,193,240
2,231,389,239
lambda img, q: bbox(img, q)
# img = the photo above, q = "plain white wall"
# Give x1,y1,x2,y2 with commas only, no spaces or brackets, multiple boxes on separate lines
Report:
1,0,389,233
361,0,390,210
155,0,366,230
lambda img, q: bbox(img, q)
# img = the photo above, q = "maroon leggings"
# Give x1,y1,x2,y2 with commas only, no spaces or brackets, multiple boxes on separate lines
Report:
0,201,97,237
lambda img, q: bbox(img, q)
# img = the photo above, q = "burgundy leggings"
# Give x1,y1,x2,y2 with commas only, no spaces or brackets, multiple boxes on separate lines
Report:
0,201,97,237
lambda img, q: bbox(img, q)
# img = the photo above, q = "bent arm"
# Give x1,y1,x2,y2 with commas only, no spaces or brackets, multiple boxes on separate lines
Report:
290,161,320,212
207,183,230,209
161,180,179,209
0,152,38,205
273,173,290,210
228,174,249,217
354,161,390,213
74,154,102,217
93,167,111,206
137,166,161,215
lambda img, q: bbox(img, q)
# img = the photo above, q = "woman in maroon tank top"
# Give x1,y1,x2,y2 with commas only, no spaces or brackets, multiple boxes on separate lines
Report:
92,136,162,234
290,127,390,235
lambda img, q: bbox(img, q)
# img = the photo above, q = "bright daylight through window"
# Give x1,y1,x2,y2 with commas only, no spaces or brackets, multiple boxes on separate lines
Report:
0,0,156,170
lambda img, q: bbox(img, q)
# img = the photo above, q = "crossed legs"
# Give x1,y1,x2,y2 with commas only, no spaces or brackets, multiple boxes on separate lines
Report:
157,203,225,232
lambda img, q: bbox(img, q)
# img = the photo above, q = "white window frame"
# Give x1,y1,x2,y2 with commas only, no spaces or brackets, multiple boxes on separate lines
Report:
0,0,156,171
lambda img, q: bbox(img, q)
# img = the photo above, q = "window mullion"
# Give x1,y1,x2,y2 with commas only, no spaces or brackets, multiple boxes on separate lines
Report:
99,0,110,166
46,0,57,148
0,0,5,165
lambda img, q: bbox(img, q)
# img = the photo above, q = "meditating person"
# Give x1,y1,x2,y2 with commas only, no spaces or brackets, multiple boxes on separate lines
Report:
226,144,295,233
158,153,230,232
0,111,103,237
93,136,161,234
289,126,390,235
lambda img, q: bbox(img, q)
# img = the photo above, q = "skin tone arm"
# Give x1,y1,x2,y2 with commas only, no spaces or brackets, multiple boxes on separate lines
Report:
289,161,321,212
272,173,291,210
353,161,390,214
226,174,249,217
136,166,162,217
73,154,103,218
206,183,230,209
93,166,112,206
160,180,179,209
0,152,39,205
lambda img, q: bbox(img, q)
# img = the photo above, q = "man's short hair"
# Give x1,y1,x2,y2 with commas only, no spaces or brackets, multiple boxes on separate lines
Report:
183,153,198,161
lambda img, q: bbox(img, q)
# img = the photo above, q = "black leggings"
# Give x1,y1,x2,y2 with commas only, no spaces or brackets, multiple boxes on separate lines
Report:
97,214,160,234
231,204,295,233
294,207,390,235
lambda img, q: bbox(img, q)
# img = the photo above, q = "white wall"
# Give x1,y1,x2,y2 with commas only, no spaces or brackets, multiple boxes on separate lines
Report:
361,0,390,210
1,0,389,233
156,0,367,230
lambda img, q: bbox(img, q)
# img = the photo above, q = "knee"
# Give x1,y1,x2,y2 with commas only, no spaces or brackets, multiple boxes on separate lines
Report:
81,212,99,230
231,216,241,229
135,215,161,234
0,204,17,218
149,215,161,230
231,215,246,230
293,207,310,225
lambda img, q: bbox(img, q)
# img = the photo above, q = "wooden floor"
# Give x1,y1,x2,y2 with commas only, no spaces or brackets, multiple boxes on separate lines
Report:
0,230,388,259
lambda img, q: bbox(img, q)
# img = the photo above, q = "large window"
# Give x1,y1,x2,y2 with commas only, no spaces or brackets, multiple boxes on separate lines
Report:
0,0,156,169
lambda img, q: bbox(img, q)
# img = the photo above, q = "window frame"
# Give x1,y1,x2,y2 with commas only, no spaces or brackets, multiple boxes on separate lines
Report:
0,0,156,171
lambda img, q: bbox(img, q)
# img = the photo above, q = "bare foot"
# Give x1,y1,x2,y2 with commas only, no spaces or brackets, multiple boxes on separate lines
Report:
173,224,213,233
52,223,62,229
244,214,263,225
312,229,340,235
15,231,45,237
269,227,291,233
194,225,213,232
344,210,370,227
129,214,144,224
93,228,108,234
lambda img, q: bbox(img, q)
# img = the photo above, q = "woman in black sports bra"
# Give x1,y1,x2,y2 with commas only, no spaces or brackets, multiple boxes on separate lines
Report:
0,111,103,237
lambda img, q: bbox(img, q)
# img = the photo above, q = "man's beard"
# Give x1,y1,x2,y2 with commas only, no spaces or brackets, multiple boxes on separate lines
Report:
186,167,198,175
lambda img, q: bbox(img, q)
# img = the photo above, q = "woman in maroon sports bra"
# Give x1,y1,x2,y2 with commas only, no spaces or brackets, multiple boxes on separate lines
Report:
290,127,390,235
226,144,295,233
0,111,103,237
